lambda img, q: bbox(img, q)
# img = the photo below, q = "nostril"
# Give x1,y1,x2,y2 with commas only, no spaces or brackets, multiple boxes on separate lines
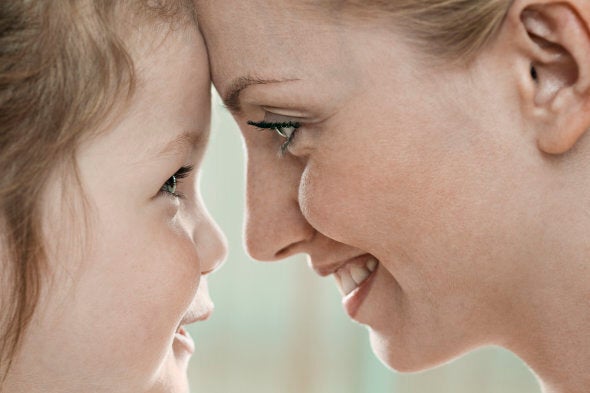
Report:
275,244,293,259
201,266,218,276
245,238,293,262
274,226,316,260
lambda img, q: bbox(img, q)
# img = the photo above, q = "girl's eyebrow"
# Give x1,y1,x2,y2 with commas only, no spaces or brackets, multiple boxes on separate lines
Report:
155,130,204,158
222,76,298,115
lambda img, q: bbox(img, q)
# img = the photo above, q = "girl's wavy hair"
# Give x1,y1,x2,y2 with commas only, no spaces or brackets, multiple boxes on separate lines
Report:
0,0,195,383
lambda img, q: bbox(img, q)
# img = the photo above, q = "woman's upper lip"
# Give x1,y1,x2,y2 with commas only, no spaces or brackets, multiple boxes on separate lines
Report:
312,254,371,277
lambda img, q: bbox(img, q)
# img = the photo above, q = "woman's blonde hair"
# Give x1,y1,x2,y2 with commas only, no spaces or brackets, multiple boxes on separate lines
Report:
0,0,195,383
324,0,512,62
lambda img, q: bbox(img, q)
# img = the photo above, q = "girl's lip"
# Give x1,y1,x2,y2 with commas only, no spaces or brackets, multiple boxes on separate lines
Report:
179,307,213,327
342,263,378,319
174,299,213,356
174,326,195,354
177,278,215,331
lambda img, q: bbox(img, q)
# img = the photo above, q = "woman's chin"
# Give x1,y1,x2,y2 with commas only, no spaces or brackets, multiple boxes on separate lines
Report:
368,329,461,374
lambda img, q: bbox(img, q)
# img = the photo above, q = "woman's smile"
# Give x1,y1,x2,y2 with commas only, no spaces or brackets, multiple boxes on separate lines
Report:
311,254,380,318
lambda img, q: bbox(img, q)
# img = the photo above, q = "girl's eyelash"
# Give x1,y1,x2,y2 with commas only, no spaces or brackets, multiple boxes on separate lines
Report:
160,165,194,199
247,120,301,156
173,165,193,180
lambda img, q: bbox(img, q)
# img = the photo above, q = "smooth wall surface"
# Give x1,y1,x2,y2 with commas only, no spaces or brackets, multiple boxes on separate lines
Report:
189,93,541,393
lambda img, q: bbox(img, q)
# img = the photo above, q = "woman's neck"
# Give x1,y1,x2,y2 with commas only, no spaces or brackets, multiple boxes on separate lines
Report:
505,245,590,393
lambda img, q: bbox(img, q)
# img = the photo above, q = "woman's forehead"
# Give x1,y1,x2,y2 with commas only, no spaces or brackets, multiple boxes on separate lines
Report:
196,0,347,52
196,1,355,96
196,0,327,20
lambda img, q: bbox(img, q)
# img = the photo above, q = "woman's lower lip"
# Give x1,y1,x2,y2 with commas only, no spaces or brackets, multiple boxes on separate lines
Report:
173,327,195,355
342,265,378,319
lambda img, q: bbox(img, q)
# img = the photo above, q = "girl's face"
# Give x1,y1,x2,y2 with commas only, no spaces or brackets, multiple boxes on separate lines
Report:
10,25,226,392
197,1,543,371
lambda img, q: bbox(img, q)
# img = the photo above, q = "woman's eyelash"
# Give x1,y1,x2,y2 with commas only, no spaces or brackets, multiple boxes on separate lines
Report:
247,120,300,129
160,165,194,199
247,120,301,156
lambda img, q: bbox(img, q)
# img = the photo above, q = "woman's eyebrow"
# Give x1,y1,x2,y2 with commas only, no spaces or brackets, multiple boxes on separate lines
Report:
222,76,297,115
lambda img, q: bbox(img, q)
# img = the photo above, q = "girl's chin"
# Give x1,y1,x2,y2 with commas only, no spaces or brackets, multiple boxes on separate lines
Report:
146,338,192,393
152,352,191,393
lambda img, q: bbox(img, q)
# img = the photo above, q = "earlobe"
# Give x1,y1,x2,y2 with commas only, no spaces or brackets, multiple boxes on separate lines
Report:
511,0,590,154
537,94,590,155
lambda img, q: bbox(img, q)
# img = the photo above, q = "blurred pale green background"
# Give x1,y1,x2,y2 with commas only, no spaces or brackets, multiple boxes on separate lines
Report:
189,93,542,393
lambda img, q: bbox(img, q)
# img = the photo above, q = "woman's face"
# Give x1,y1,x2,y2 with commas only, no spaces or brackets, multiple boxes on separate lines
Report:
197,1,541,371
10,25,226,392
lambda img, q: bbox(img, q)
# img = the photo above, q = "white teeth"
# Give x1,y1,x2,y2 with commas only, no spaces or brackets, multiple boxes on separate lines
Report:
350,264,370,285
339,269,357,296
367,258,378,272
335,258,380,296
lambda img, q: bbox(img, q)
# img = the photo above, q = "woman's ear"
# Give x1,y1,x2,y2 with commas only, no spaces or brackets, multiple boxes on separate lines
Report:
508,0,590,154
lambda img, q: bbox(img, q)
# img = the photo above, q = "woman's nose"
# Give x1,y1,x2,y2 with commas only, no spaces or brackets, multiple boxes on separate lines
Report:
244,148,314,261
195,208,227,275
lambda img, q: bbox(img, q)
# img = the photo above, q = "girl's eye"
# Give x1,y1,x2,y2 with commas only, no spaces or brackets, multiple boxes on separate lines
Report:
160,165,193,198
161,175,177,195
247,120,301,156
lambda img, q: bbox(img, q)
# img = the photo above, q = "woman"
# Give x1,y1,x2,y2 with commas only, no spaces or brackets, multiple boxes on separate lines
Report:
0,1,226,392
196,0,590,392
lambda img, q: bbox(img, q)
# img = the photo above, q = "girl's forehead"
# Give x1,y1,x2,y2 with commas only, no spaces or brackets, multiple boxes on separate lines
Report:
83,27,210,161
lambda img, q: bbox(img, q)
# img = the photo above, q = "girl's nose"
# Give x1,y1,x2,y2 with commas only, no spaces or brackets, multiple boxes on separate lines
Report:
196,210,227,275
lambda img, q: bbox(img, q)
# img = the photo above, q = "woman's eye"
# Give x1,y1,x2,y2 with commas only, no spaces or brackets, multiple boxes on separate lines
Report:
273,125,297,139
159,165,193,199
247,120,301,156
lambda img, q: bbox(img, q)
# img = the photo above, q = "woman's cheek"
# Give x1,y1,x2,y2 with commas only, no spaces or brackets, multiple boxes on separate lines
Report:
298,163,353,241
298,164,327,230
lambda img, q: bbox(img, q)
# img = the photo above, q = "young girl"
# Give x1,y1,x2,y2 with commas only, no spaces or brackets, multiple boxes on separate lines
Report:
0,1,226,392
